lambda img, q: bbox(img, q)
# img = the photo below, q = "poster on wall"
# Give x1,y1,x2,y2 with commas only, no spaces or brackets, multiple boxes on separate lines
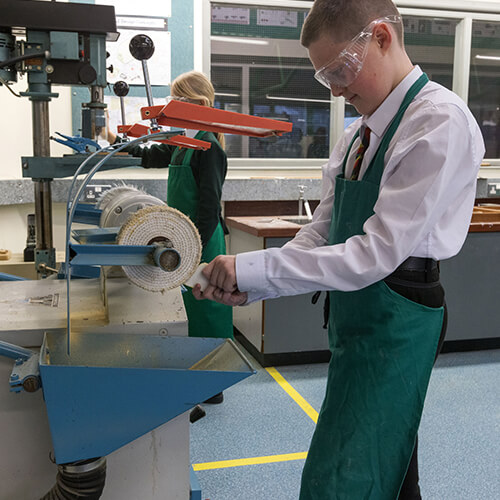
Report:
211,6,250,25
97,0,172,86
116,16,167,30
106,29,171,86
100,95,172,147
431,20,454,36
96,0,171,18
473,22,500,37
257,9,298,28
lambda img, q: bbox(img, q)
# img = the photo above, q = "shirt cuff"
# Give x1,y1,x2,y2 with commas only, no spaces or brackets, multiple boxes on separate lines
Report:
235,250,268,294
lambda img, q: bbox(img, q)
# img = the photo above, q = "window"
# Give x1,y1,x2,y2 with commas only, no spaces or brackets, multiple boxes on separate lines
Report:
210,3,331,159
469,20,500,160
206,1,500,166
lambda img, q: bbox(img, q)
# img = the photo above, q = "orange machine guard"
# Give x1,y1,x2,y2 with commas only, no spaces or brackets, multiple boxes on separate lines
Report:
116,124,211,150
141,101,293,138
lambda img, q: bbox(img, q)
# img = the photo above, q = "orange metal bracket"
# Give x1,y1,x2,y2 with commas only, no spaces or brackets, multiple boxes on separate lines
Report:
141,101,293,138
117,123,211,150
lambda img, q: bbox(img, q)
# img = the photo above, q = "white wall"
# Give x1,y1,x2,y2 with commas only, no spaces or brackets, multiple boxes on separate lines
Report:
1,0,72,180
0,83,73,180
0,203,68,255
0,69,73,256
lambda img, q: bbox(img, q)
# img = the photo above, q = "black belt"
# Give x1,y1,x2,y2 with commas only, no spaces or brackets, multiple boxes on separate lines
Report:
312,257,439,329
396,257,439,273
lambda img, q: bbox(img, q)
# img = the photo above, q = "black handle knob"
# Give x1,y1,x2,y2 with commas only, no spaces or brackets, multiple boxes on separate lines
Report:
113,80,129,97
129,34,155,61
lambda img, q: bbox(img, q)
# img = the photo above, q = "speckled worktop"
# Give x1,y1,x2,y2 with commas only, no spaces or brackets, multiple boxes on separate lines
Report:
0,175,323,205
0,173,494,205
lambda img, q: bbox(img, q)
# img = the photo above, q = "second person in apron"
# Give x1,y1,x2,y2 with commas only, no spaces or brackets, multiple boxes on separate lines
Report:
106,71,233,343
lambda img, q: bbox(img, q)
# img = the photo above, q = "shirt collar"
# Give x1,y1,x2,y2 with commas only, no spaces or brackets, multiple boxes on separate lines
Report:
185,129,199,138
364,65,423,138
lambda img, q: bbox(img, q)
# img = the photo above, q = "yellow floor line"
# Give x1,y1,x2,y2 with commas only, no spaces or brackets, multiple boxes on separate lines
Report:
193,451,307,471
265,366,319,424
193,367,318,472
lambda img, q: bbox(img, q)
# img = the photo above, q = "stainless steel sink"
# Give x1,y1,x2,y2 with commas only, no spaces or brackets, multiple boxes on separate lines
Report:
257,216,311,225
279,216,311,225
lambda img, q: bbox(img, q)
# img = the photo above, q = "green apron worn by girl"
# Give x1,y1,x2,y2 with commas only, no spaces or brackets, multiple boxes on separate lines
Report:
167,131,233,339
300,74,444,499
128,131,233,339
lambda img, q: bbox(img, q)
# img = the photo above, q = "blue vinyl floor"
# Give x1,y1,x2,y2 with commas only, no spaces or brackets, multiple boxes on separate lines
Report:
190,347,500,500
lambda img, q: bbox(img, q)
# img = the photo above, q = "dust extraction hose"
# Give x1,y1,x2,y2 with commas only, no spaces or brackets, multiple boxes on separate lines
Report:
40,457,106,500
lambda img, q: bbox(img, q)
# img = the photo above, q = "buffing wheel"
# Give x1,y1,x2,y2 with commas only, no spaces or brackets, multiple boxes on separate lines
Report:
117,205,202,292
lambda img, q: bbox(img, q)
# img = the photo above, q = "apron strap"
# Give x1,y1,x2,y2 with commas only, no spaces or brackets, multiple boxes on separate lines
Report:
340,73,429,183
341,132,360,177
364,73,429,185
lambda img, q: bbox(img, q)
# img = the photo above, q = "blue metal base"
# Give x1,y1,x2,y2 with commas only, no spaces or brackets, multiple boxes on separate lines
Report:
190,466,202,500
39,332,255,464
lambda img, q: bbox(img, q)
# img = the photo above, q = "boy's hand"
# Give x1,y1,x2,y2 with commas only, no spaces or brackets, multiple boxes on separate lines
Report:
203,255,238,292
192,283,247,306
191,255,248,306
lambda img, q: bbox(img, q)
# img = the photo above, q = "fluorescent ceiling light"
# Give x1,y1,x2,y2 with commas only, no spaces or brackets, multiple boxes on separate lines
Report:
266,94,332,103
211,36,269,46
215,92,240,97
475,55,500,61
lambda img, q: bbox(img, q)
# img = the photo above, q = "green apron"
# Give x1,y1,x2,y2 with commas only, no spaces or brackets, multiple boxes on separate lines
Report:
167,131,233,339
300,74,444,499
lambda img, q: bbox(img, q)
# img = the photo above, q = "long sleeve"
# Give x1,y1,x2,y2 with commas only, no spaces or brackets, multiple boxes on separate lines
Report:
236,79,484,304
125,143,176,169
191,134,227,247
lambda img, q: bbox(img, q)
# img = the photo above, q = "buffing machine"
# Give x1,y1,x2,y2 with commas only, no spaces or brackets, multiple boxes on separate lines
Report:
0,2,292,498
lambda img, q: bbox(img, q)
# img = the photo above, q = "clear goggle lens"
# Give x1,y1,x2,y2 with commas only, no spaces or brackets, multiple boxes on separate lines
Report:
314,15,401,90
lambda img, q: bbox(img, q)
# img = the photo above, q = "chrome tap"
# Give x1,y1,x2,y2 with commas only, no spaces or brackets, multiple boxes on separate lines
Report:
298,185,313,220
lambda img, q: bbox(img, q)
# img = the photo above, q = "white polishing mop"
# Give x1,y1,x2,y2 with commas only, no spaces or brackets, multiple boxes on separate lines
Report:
117,205,203,292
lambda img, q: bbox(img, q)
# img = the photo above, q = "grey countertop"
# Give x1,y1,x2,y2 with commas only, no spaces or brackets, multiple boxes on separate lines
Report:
0,175,493,206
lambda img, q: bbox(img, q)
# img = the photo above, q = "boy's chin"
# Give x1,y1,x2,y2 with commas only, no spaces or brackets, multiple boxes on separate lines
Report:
352,101,376,117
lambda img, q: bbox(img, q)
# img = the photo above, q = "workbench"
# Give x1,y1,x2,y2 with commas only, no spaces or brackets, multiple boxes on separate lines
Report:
227,206,500,366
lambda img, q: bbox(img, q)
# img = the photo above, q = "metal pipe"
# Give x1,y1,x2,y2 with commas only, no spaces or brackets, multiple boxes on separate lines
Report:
83,85,106,141
119,96,127,131
153,246,181,272
90,85,104,106
0,340,34,361
32,100,51,156
141,60,159,130
34,180,53,250
32,100,53,251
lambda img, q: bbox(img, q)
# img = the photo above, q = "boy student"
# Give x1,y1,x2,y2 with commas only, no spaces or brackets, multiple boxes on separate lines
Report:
194,0,485,498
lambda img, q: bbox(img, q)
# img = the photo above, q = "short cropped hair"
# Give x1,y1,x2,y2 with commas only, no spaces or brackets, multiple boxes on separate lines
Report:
301,0,403,48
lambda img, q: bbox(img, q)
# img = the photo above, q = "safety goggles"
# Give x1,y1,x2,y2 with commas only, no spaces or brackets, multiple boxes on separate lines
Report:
314,15,402,90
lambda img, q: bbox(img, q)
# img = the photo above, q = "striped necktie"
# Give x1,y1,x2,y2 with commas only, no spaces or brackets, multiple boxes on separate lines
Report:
350,126,371,181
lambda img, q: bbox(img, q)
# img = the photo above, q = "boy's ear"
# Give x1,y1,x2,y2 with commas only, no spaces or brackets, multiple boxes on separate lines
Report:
373,23,393,53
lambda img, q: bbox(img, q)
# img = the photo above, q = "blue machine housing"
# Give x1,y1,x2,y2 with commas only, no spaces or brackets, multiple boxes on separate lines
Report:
39,332,255,464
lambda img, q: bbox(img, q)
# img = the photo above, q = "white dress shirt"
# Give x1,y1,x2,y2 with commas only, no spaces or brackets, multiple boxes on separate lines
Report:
236,66,485,303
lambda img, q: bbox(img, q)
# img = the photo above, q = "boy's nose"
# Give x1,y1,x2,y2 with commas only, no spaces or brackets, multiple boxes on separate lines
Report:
330,85,345,98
